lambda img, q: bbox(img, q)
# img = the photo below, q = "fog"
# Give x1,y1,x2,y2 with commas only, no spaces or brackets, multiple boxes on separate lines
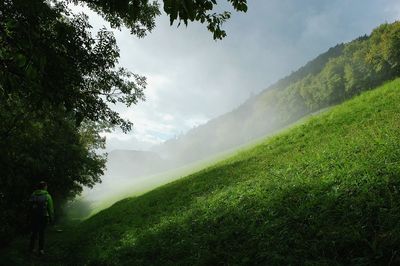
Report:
79,146,236,216
67,0,400,217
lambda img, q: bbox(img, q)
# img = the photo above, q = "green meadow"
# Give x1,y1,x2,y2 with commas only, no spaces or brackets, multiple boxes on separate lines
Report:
2,79,400,265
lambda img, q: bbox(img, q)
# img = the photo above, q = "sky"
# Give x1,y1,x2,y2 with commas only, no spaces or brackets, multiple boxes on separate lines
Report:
73,0,400,152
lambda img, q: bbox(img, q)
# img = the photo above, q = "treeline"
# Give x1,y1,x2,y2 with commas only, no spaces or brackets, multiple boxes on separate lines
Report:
277,23,400,122
155,21,400,165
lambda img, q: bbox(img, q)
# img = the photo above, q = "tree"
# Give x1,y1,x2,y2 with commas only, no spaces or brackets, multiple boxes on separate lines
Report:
0,0,248,245
1,0,248,132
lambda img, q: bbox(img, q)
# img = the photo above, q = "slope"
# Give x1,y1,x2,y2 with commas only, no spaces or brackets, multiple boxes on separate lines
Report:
13,78,398,265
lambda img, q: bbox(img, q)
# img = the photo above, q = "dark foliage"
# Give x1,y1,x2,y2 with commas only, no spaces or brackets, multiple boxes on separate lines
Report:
76,0,248,39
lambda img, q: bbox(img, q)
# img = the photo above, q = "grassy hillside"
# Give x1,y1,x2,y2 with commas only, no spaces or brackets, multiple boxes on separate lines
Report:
3,79,400,265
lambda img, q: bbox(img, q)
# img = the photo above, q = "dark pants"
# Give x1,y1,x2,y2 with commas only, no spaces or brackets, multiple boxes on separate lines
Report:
30,216,47,251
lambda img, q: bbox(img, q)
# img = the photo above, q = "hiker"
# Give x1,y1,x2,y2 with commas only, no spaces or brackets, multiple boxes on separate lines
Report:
29,181,54,255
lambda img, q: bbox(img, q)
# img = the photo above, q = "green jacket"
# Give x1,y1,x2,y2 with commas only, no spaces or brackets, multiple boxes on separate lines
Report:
31,190,54,219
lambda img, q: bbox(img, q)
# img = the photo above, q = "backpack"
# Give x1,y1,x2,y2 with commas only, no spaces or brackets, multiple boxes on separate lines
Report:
30,193,48,217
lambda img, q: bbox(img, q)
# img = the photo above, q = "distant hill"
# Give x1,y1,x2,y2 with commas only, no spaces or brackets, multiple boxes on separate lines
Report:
152,44,345,163
153,23,400,165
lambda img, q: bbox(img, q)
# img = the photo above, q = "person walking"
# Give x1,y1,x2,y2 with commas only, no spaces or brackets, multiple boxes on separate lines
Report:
29,181,54,255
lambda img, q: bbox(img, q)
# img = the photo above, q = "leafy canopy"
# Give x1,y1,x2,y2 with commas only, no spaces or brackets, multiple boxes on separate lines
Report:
74,0,248,39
